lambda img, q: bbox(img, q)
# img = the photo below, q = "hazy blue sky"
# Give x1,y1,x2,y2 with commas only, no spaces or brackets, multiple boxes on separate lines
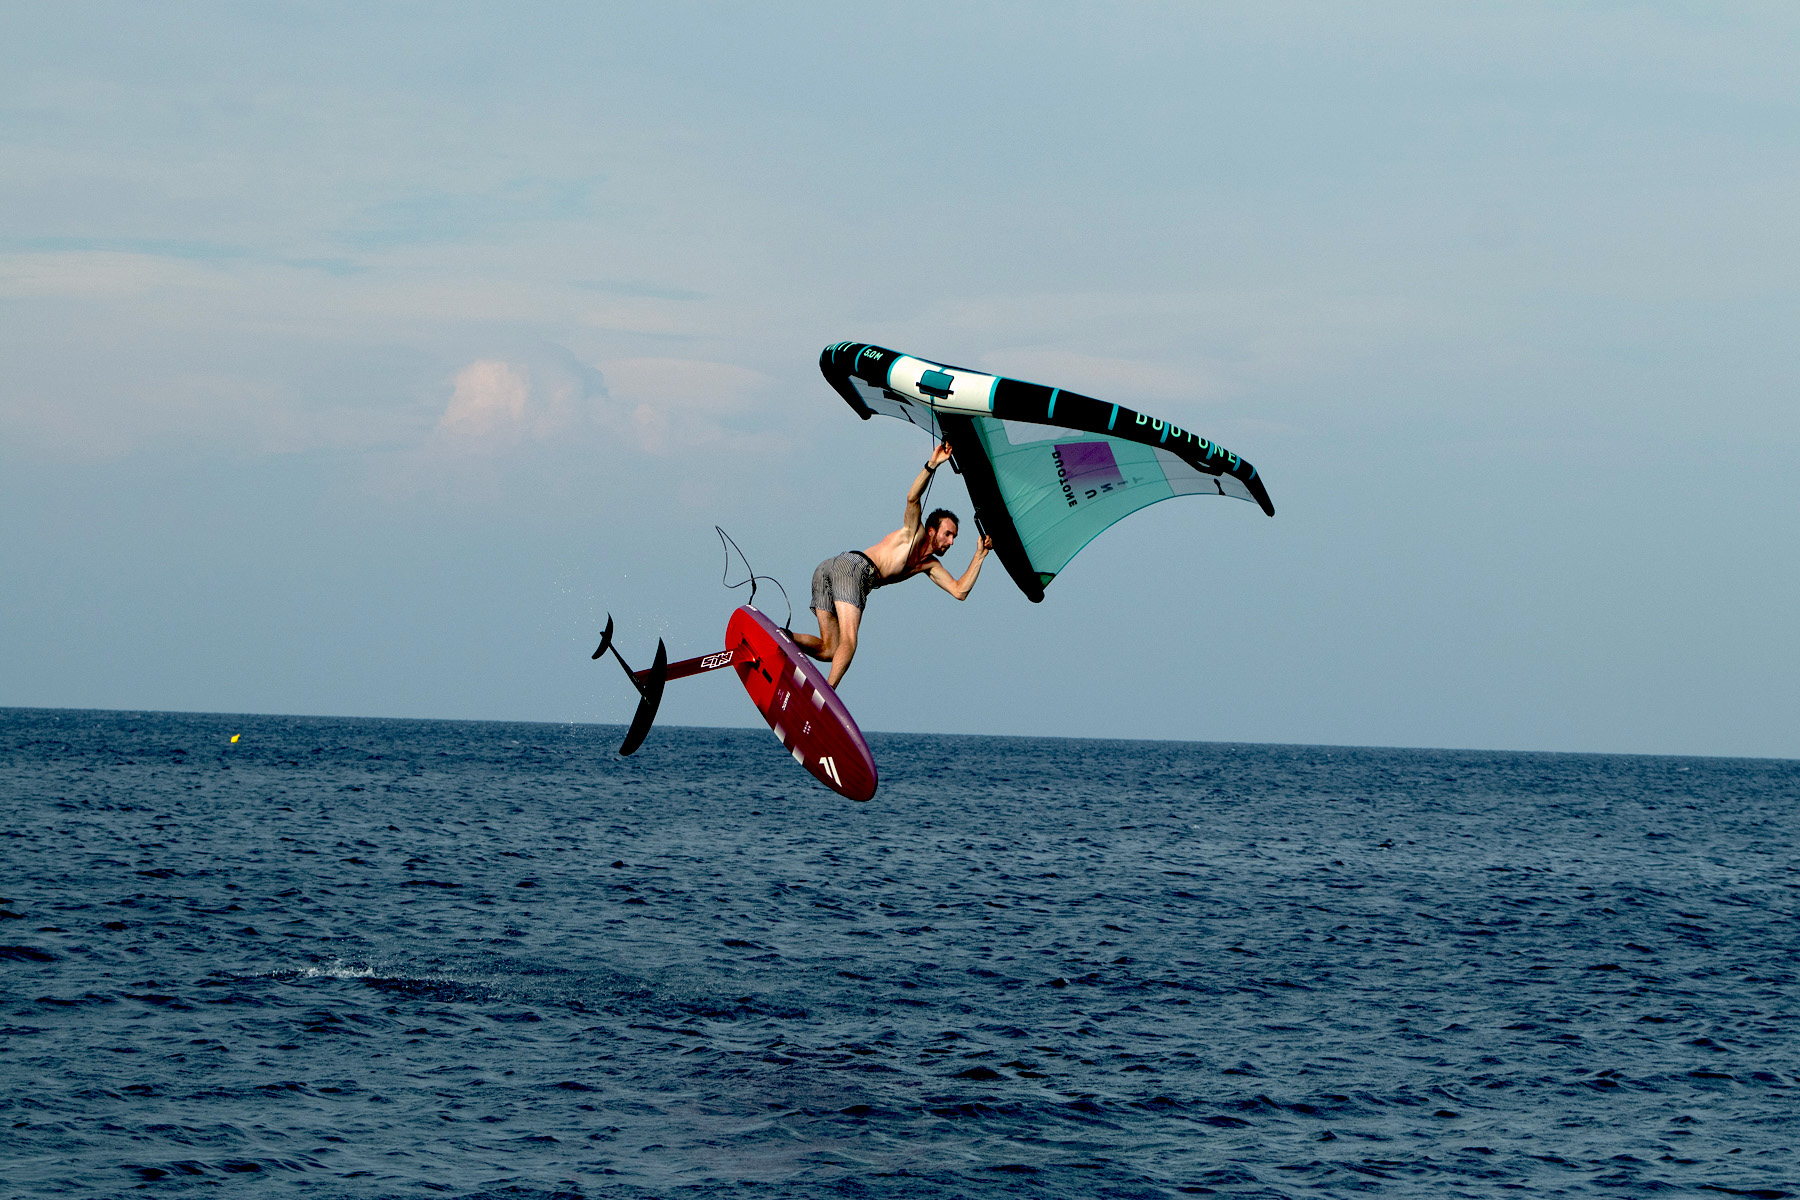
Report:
3,3,1795,758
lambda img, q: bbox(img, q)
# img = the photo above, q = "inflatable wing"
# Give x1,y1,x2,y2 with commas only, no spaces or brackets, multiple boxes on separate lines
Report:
820,342,1274,603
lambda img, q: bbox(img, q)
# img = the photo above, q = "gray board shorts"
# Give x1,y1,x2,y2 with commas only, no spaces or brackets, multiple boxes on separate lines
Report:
812,551,879,613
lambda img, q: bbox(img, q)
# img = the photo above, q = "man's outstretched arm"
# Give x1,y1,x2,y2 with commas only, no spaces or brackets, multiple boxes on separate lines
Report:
927,534,993,601
904,441,954,534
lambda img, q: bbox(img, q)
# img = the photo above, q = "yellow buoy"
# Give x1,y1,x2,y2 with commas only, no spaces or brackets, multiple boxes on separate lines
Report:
230,734,241,743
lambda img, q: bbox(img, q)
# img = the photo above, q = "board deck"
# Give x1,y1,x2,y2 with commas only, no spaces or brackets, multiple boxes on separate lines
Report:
726,606,877,802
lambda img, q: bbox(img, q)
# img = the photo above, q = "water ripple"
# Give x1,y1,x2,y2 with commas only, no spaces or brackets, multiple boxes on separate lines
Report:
1,709,1795,1198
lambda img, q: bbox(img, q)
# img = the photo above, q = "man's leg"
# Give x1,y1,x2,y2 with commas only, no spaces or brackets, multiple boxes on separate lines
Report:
794,558,839,660
826,600,861,688
793,608,837,661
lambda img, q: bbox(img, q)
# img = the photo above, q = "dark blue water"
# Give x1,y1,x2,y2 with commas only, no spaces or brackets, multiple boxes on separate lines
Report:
2,708,1797,1199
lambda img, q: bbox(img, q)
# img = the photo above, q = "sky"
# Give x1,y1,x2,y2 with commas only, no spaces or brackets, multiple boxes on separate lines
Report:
2,2,1796,758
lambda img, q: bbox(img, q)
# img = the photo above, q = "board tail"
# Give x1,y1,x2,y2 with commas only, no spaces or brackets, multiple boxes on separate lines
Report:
592,614,669,756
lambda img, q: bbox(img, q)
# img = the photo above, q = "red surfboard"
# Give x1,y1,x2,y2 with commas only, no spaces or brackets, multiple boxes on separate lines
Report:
599,604,878,801
725,606,878,802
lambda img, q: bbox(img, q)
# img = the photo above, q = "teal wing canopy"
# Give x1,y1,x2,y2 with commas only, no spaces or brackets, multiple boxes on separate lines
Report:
819,341,1274,603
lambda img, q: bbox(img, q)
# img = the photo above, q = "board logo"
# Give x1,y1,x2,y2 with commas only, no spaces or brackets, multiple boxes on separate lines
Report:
818,756,842,786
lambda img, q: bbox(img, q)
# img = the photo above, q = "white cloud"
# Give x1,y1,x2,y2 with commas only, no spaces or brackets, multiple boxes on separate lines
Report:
595,356,773,455
599,357,764,415
406,349,786,467
431,351,609,450
427,354,771,456
427,353,770,457
436,360,533,438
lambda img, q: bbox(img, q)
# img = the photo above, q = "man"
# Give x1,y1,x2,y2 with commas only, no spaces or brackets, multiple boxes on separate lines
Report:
794,440,993,688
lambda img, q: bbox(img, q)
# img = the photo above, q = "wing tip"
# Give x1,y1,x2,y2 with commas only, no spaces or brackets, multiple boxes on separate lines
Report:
1247,474,1276,517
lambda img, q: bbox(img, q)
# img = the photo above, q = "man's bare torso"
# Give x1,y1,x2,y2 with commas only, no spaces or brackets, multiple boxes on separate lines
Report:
862,526,936,582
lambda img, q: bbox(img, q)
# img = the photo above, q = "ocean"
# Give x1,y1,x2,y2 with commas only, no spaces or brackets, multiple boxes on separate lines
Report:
1,707,1796,1198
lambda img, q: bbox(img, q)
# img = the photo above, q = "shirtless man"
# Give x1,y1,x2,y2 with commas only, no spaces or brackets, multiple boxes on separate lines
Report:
794,441,993,688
